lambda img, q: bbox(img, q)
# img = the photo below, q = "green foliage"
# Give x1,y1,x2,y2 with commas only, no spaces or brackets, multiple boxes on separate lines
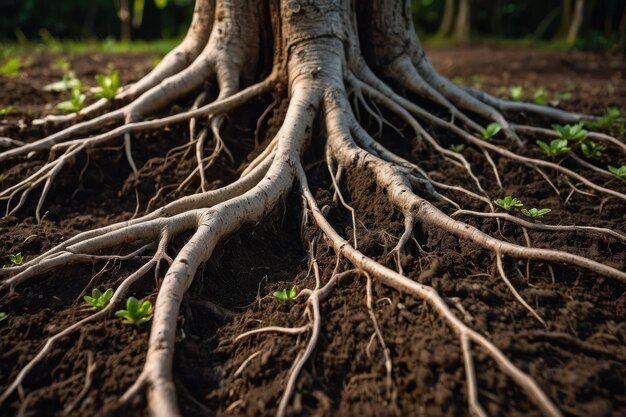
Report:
44,63,79,92
608,165,626,182
0,312,6,321
584,108,625,132
509,85,523,101
93,69,120,100
482,123,502,140
273,286,298,302
533,87,546,105
115,297,153,326
57,83,86,113
9,252,23,265
0,106,13,116
495,196,523,211
0,173,7,182
84,288,114,310
449,144,465,152
580,141,605,159
553,123,588,142
536,139,570,158
521,207,551,219
0,58,21,77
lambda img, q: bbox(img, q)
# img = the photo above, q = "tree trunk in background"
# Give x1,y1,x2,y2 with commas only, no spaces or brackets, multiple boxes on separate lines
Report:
566,0,585,46
118,0,132,41
556,0,572,39
453,0,470,43
436,0,455,38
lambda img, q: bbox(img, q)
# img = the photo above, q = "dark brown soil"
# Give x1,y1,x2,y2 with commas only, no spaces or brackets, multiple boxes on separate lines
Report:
0,45,624,417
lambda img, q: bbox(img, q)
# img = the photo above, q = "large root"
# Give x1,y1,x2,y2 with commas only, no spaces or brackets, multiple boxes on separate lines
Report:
1,0,624,416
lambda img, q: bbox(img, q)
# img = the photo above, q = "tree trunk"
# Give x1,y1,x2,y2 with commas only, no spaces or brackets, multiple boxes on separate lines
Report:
556,0,572,39
118,0,132,41
453,0,471,43
566,0,585,46
436,0,455,38
1,1,625,417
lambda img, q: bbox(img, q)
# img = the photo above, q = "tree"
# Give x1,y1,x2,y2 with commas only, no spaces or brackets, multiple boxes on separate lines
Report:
1,1,625,417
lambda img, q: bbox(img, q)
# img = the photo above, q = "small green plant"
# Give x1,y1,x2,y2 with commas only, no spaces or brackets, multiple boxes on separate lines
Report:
482,122,502,140
273,286,298,302
449,144,465,152
608,165,626,182
451,76,465,85
553,123,588,142
83,288,114,310
536,139,570,158
533,87,547,105
0,312,7,321
0,58,21,77
115,297,153,326
0,173,7,182
550,92,572,106
521,208,551,219
93,69,120,100
57,83,86,113
584,107,625,132
495,196,523,211
0,106,13,116
509,85,523,101
580,141,605,159
9,252,23,265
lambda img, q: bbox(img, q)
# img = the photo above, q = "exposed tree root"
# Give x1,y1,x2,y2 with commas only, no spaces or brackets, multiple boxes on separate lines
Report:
1,1,625,416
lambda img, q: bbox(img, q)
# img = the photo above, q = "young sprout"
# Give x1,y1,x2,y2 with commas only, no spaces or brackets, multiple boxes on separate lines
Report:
0,312,7,321
449,144,465,152
57,83,86,113
553,123,588,142
550,92,572,106
584,107,625,132
9,252,23,266
115,297,153,326
533,87,547,105
0,173,7,182
273,286,298,302
521,208,551,219
495,196,523,211
608,165,626,182
93,69,120,100
536,139,570,158
509,85,523,101
0,106,13,116
83,288,114,310
580,141,605,159
44,61,79,92
0,57,21,77
482,122,502,140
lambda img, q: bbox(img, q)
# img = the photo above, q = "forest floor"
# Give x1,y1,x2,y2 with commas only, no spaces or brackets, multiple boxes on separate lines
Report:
0,45,624,417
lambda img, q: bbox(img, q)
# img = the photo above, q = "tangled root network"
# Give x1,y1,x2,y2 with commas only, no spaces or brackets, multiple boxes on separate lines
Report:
0,1,624,417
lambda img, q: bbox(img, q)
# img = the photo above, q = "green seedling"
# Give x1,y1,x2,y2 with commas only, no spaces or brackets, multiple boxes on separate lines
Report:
533,87,547,105
509,85,523,101
83,288,113,310
115,297,153,326
9,252,23,265
536,139,570,158
495,196,523,211
0,58,21,77
451,76,464,85
580,141,605,159
449,144,465,152
93,69,120,100
608,165,626,182
57,83,86,113
584,107,624,132
550,92,572,106
553,123,587,142
0,173,7,182
0,106,13,116
273,286,298,302
0,312,6,321
482,122,502,140
521,208,551,219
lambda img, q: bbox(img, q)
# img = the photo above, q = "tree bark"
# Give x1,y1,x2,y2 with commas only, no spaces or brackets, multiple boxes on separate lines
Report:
566,0,585,46
437,0,455,38
453,0,471,43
